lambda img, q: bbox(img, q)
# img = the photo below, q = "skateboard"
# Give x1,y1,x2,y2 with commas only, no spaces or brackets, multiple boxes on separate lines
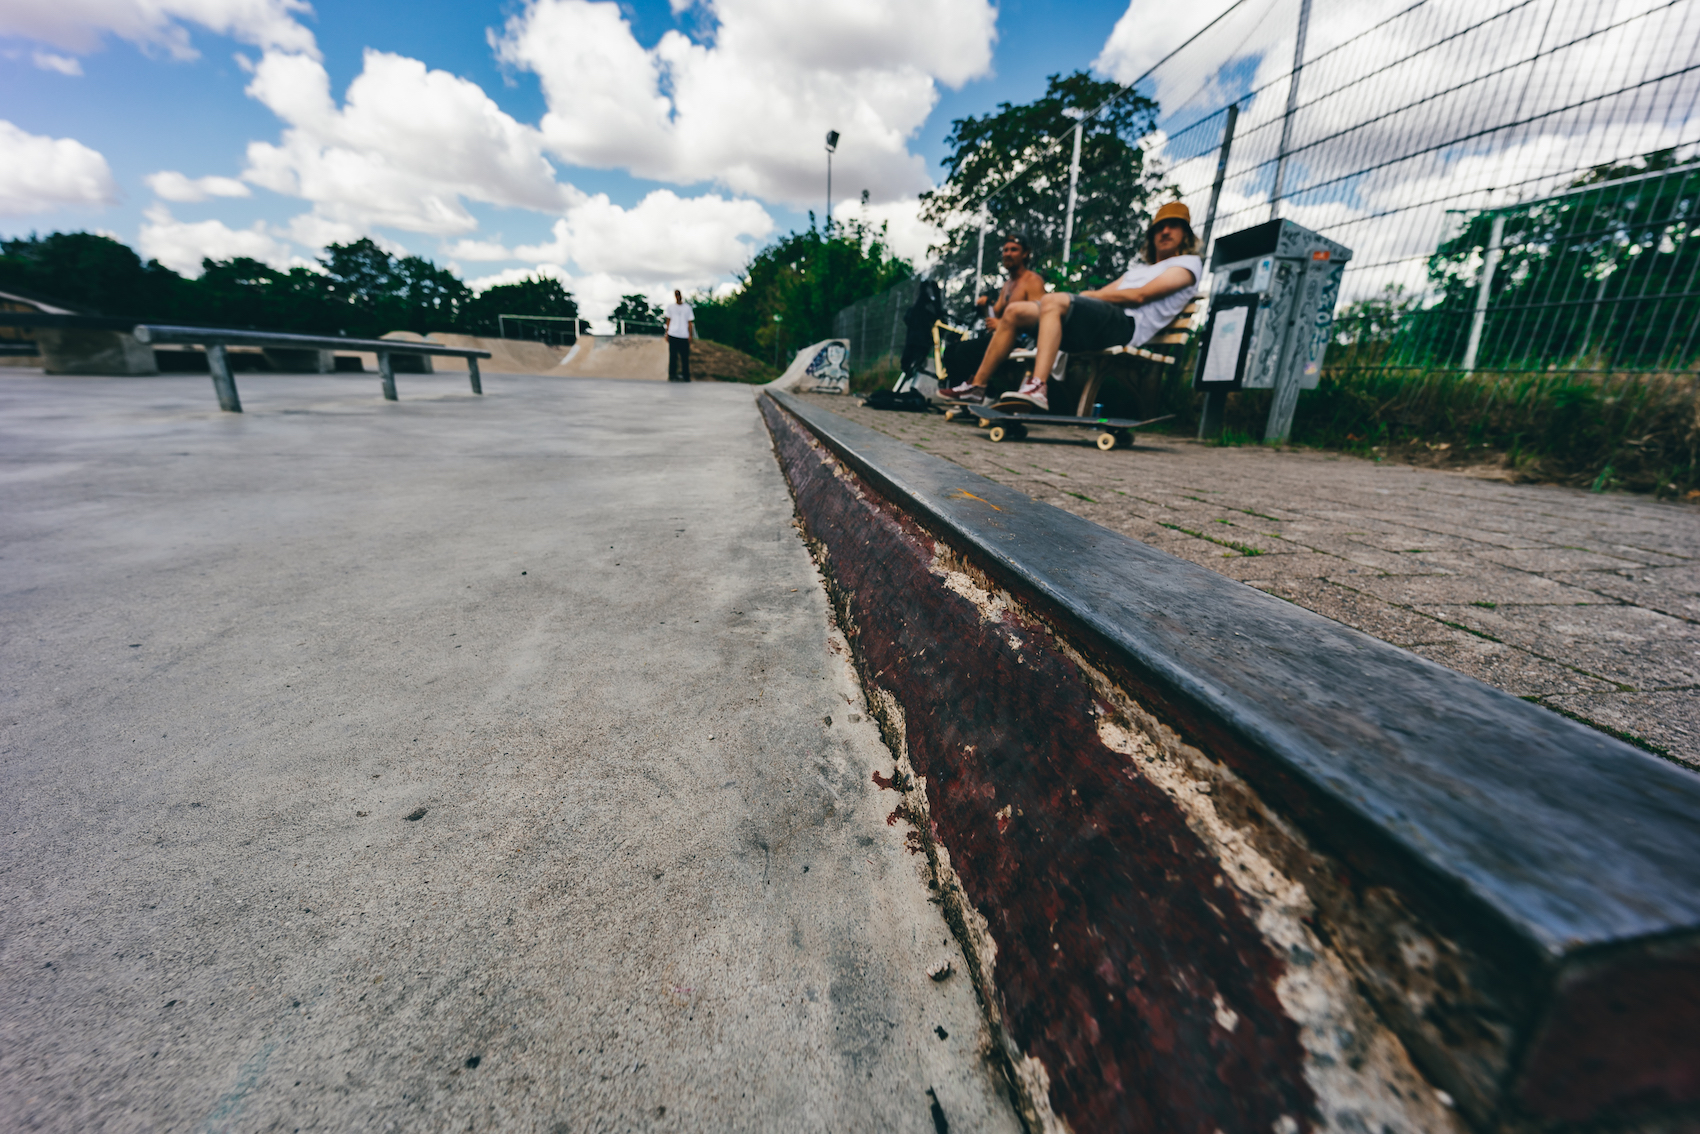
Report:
968,403,1176,450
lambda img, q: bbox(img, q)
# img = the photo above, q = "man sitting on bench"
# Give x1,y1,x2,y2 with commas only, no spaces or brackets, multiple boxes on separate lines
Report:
941,201,1203,411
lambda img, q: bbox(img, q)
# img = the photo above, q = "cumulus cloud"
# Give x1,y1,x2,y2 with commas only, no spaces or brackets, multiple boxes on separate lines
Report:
443,238,516,262
0,120,120,215
491,0,997,206
0,0,320,60
514,189,774,282
240,48,578,237
32,50,82,75
137,204,299,273
833,196,943,267
146,170,252,202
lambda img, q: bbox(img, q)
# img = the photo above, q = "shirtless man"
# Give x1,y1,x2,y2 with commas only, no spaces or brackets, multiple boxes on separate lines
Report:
978,233,1046,333
942,202,1203,412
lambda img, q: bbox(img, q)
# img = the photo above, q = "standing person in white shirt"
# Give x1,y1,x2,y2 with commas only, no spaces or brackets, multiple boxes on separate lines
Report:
942,201,1204,411
664,290,695,382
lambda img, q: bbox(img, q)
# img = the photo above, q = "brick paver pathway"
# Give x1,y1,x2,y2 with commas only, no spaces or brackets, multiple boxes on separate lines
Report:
797,394,1700,766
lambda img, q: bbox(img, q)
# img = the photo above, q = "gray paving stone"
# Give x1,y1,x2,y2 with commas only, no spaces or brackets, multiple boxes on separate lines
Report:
1544,691,1700,768
1408,639,1620,697
1428,603,1700,691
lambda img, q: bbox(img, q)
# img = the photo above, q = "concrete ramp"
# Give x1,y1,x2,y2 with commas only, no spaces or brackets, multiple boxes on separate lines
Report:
551,333,669,380
377,332,568,374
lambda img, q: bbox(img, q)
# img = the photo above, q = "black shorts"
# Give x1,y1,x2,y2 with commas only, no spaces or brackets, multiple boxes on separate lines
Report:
1059,295,1134,353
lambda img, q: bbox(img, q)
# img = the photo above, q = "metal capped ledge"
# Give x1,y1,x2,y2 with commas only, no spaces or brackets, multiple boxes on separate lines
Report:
764,389,1700,1129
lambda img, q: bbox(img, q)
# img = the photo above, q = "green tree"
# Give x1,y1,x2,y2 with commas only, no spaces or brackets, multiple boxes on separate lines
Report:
462,276,578,338
690,217,912,364
0,231,187,317
611,293,663,328
1401,149,1700,370
316,238,470,338
920,70,1170,301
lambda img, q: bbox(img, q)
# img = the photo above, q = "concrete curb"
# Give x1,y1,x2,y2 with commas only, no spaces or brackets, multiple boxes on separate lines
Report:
760,390,1700,1133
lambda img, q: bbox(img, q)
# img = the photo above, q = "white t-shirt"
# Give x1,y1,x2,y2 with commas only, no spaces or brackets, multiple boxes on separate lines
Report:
664,302,694,338
1111,254,1202,347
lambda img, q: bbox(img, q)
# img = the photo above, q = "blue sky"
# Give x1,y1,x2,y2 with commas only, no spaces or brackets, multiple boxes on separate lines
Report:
0,0,1165,320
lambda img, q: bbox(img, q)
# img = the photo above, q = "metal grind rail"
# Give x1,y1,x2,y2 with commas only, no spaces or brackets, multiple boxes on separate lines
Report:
132,324,493,412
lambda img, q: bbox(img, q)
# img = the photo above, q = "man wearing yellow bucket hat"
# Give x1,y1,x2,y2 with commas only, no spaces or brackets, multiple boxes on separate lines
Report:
942,201,1203,412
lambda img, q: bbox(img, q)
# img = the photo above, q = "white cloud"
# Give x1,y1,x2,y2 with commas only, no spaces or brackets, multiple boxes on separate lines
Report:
0,0,319,60
443,238,516,261
0,120,119,214
834,195,943,267
137,203,298,273
31,50,82,75
145,170,252,202
241,48,578,237
515,189,773,283
491,0,997,206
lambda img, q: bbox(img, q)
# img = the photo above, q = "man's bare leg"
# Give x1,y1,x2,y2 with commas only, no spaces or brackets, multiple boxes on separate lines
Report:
965,301,1040,388
1027,293,1071,387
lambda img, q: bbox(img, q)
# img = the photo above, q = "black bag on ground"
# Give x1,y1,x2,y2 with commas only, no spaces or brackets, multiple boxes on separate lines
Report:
862,388,932,412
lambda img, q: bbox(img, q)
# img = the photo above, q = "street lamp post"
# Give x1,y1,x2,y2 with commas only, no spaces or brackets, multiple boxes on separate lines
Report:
825,130,840,232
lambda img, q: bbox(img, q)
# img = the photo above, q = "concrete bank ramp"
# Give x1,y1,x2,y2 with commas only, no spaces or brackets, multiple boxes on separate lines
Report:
551,333,669,380
376,331,567,374
0,374,1017,1133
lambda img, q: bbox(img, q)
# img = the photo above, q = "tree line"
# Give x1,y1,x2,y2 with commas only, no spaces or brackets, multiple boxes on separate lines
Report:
0,232,578,341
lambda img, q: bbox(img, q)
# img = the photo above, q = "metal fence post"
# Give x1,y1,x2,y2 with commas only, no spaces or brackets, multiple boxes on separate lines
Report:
1197,105,1239,441
206,343,241,413
468,356,482,395
1269,0,1313,221
378,351,398,401
1462,213,1505,372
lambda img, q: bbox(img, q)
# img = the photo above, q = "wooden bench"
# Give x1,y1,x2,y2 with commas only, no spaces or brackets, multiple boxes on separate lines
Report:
1007,298,1201,416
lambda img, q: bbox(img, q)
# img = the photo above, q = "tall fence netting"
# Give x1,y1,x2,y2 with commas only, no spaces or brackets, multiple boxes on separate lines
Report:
832,281,919,373
1122,0,1699,373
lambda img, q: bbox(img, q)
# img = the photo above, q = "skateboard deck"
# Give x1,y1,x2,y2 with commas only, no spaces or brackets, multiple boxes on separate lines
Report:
975,404,1174,430
966,405,1176,449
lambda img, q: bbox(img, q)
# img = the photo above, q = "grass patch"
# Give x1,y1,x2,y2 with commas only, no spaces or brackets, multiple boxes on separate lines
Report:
1158,521,1264,556
1472,600,1498,609
1063,491,1098,503
1062,350,1699,496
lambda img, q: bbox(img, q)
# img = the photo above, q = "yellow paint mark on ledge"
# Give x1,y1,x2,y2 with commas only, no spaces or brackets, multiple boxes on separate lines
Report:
950,489,1002,511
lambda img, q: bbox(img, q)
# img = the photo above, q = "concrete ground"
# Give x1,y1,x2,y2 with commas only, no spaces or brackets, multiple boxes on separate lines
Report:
0,372,1020,1133
800,393,1700,767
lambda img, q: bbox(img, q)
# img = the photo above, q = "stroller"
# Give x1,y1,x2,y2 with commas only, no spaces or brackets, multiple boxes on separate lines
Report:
863,281,957,412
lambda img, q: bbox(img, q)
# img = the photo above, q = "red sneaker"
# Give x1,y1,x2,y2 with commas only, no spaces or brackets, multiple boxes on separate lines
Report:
941,382,990,404
999,373,1049,413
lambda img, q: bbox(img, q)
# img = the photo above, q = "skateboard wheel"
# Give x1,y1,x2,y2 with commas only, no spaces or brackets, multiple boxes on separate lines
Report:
989,424,1011,443
976,417,992,428
1096,431,1119,451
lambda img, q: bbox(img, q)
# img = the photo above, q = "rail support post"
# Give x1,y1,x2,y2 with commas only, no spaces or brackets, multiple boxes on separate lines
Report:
377,351,398,401
207,343,242,413
468,355,482,395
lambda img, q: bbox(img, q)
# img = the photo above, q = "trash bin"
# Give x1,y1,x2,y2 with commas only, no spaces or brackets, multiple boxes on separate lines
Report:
1193,219,1353,442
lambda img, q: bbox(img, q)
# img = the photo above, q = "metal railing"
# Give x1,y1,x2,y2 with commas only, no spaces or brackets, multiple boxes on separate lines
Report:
133,325,491,412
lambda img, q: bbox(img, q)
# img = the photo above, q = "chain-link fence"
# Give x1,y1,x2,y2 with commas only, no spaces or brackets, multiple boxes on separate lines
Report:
1131,0,1700,373
831,280,919,372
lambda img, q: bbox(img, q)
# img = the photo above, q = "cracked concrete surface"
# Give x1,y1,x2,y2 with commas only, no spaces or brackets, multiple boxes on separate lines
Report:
799,393,1700,766
0,373,1019,1133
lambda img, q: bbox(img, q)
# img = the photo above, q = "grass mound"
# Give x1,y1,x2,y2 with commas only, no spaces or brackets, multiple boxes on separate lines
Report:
692,340,778,384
